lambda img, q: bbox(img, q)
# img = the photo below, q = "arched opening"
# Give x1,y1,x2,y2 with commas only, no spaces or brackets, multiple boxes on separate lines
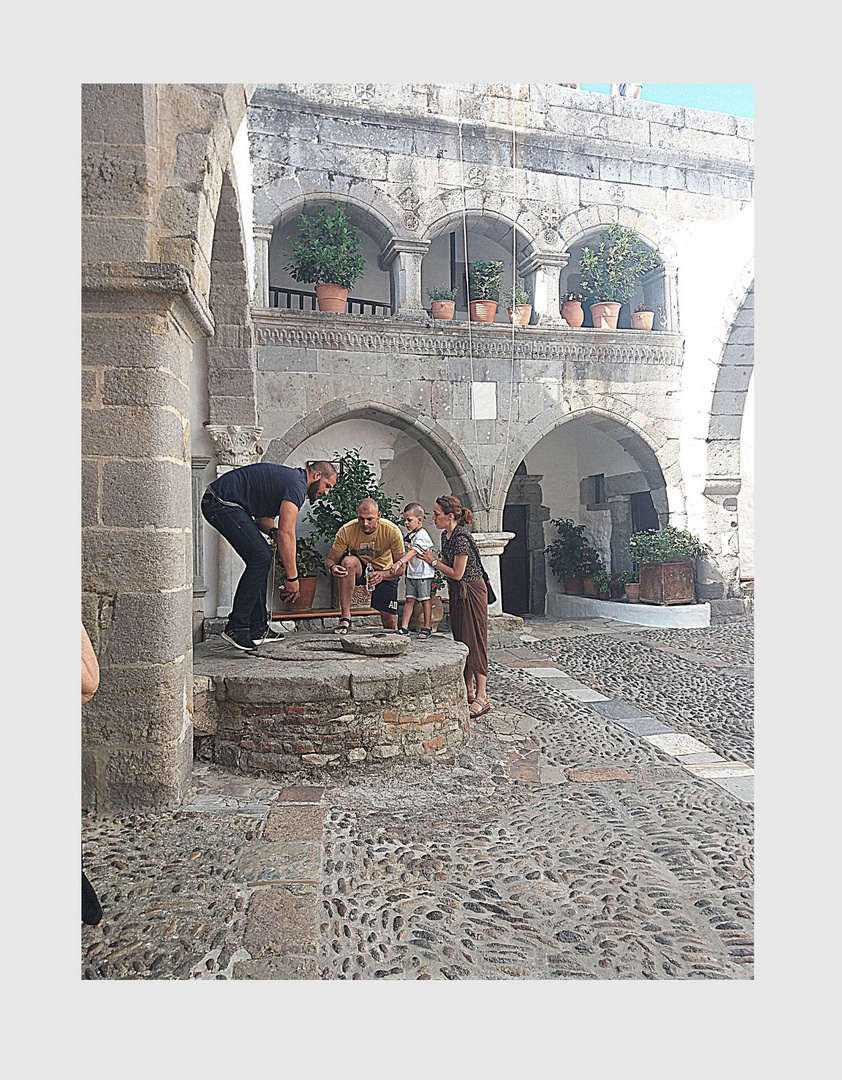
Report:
561,227,666,330
280,418,450,610
421,211,536,323
511,413,668,616
267,199,393,315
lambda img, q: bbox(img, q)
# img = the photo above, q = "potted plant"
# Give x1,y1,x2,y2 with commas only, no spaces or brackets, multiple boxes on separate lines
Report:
593,568,612,600
305,448,403,610
616,569,640,603
625,525,707,605
561,291,585,328
608,571,624,599
579,223,660,330
427,284,457,321
501,281,532,325
468,260,503,323
272,533,323,612
285,202,365,313
580,550,605,598
546,517,592,595
632,303,655,331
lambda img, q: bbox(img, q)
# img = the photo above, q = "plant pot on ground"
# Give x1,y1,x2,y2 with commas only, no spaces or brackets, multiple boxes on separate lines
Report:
546,518,598,594
626,525,707,605
617,570,639,603
593,569,612,600
579,223,660,330
272,534,323,612
501,281,532,325
285,202,365,314
427,284,457,320
468,260,503,322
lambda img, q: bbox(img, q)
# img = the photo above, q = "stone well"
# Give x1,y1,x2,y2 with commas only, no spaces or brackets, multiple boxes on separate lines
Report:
192,631,470,775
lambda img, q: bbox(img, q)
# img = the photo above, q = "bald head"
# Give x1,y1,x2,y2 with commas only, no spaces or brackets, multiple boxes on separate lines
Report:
356,498,381,534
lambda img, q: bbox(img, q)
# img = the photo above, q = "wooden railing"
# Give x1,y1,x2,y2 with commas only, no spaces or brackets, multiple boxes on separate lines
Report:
268,287,391,317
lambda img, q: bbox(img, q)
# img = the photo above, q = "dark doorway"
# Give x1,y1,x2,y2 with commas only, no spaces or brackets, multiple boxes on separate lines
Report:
630,490,659,533
501,504,530,615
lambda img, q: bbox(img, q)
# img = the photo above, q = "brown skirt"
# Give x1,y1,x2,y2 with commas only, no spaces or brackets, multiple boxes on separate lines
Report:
449,577,488,677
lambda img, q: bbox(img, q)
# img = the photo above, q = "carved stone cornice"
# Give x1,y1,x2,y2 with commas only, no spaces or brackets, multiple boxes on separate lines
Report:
204,423,264,467
253,312,684,366
703,476,743,498
82,262,214,337
379,236,432,268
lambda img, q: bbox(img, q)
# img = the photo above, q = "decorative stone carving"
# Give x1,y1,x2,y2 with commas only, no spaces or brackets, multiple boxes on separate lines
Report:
540,205,561,231
203,423,264,467
398,186,421,210
610,185,625,204
403,211,420,231
467,167,487,187
356,84,376,102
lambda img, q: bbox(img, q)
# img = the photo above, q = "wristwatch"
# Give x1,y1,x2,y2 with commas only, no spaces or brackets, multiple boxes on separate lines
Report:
432,559,438,568
285,576,299,582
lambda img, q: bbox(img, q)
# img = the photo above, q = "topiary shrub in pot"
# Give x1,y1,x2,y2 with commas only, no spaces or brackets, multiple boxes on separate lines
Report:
579,223,660,329
625,525,707,605
501,280,532,325
468,260,503,323
546,517,594,595
285,202,366,313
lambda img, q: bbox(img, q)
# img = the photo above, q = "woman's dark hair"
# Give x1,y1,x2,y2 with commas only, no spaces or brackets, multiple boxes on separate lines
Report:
436,494,474,528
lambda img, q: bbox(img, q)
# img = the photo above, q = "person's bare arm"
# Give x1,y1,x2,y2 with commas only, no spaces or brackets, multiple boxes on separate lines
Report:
325,533,349,576
82,624,100,705
276,500,300,596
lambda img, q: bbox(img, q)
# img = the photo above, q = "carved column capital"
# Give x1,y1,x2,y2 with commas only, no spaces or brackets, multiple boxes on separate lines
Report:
203,423,264,468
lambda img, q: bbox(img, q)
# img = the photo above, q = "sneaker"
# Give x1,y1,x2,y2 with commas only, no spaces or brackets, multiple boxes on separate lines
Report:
222,629,258,652
252,625,285,645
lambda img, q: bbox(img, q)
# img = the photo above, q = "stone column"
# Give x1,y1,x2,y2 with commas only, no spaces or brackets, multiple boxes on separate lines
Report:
607,494,634,575
700,476,743,600
204,424,264,618
518,251,569,327
379,237,431,320
660,264,679,332
253,226,273,308
470,532,515,616
82,263,214,815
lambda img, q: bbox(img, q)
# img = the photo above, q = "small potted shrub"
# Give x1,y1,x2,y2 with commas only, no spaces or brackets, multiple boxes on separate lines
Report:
272,533,323,612
545,517,591,595
593,568,612,600
427,284,457,321
625,525,707,605
501,281,532,325
632,303,655,331
285,202,365,313
617,569,640,603
468,260,503,323
561,291,585,328
580,550,605,598
579,223,660,330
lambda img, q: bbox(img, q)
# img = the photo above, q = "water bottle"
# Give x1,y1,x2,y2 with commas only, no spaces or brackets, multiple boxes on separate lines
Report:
365,564,375,593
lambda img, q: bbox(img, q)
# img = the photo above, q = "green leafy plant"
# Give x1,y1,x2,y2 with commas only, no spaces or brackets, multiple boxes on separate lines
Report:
545,518,601,581
625,525,706,565
431,566,446,595
468,260,504,301
501,280,531,307
305,447,403,546
271,533,322,582
427,284,458,302
562,291,584,304
578,223,660,305
285,203,365,289
593,568,612,594
617,569,639,586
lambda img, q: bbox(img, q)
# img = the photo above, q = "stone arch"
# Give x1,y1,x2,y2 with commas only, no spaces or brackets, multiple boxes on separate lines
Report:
420,204,542,258
490,403,679,529
257,177,409,250
557,208,674,263
263,398,483,509
206,169,258,427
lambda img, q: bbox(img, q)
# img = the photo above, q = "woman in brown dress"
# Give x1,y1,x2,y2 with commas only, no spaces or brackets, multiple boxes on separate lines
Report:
419,495,490,717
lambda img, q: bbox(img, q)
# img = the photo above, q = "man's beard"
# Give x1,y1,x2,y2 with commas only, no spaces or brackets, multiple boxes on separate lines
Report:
307,480,322,504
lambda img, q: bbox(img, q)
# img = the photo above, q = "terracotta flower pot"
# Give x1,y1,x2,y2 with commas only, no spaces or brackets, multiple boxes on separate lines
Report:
597,591,610,601
431,300,455,320
632,310,655,330
315,283,349,313
624,582,640,603
508,304,532,325
408,594,444,632
278,575,318,612
563,575,584,596
469,300,498,323
561,300,584,327
582,575,597,598
590,301,622,330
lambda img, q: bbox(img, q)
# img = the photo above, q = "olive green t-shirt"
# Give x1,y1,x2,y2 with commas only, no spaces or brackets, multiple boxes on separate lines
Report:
330,519,404,571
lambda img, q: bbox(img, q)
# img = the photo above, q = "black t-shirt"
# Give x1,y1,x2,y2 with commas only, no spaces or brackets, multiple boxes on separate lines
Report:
207,463,307,519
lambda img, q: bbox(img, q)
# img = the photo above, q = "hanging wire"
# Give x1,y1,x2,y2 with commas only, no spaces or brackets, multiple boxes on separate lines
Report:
457,116,489,511
500,85,519,512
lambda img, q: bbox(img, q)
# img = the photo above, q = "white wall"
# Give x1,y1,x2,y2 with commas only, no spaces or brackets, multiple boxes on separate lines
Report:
739,371,754,577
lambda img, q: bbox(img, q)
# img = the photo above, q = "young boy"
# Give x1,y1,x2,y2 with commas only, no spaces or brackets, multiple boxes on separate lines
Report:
392,503,436,638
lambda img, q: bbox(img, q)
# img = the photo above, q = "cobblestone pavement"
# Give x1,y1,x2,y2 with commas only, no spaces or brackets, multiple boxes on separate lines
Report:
81,615,754,980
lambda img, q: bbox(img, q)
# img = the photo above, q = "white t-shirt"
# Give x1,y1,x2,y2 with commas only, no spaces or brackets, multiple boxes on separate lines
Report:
404,527,435,579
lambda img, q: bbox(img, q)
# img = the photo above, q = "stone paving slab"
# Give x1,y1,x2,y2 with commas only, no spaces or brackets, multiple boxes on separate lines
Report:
235,840,322,883
586,700,654,720
605,716,674,736
645,732,715,757
264,804,327,842
242,887,319,957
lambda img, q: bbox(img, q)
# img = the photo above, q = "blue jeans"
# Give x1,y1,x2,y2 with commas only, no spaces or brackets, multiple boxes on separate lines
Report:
201,491,273,636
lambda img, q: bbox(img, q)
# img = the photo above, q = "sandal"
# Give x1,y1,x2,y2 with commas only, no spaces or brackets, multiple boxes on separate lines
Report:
469,696,491,718
396,626,410,635
417,627,432,639
334,618,352,636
